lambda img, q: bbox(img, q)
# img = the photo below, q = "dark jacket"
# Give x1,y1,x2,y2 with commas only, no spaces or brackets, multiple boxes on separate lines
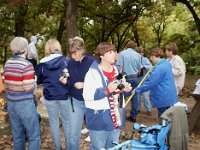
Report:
68,55,96,101
36,54,70,100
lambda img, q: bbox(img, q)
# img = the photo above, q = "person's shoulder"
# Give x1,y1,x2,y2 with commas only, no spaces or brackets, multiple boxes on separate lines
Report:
17,56,32,65
175,55,184,62
133,50,140,55
162,60,172,70
89,60,99,69
86,55,97,61
156,59,168,68
119,49,127,54
162,59,170,65
143,56,149,60
20,58,33,68
62,56,70,62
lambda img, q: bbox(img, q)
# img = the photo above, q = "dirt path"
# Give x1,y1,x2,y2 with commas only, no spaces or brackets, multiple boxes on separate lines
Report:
0,75,200,149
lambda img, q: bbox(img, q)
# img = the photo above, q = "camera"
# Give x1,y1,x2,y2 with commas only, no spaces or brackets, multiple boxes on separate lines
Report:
115,72,127,90
61,68,70,78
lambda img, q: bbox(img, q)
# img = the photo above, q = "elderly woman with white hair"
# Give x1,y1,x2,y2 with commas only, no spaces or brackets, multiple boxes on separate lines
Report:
67,36,96,150
4,37,40,150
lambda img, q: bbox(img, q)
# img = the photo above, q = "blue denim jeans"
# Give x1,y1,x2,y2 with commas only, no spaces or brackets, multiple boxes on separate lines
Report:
7,100,40,150
68,97,85,150
138,91,151,113
89,129,121,150
45,99,71,150
125,77,141,119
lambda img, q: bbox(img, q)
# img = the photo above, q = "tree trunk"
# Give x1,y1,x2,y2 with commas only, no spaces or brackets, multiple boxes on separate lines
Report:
57,0,67,43
4,47,7,65
15,17,25,36
15,4,28,36
66,0,78,55
57,17,66,43
101,17,106,42
133,27,140,47
175,0,200,36
66,0,78,38
117,20,135,51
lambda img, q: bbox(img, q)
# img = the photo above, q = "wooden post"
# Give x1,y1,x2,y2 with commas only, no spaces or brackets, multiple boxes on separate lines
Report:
188,94,200,134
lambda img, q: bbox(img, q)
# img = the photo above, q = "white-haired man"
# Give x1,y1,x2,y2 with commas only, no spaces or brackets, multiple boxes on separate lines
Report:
4,37,40,150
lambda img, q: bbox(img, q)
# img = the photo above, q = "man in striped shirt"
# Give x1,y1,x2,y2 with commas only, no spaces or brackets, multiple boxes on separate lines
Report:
4,37,40,150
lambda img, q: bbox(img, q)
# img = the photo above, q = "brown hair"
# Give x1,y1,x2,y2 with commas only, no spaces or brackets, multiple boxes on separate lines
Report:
68,36,87,56
150,48,164,58
165,43,178,55
95,42,115,59
125,40,137,49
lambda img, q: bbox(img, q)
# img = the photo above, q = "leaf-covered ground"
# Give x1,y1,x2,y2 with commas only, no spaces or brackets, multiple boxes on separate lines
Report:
0,75,200,150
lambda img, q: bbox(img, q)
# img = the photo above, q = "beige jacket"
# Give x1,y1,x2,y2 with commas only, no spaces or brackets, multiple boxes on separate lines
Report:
168,55,186,94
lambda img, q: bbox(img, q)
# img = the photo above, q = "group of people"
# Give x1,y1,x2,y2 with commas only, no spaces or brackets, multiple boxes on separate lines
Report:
3,35,186,150
118,41,186,122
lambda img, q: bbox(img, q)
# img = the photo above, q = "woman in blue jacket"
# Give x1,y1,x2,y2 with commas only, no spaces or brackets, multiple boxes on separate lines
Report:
36,39,70,150
135,48,178,118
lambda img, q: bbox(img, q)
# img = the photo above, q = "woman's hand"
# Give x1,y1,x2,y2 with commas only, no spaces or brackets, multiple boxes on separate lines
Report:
123,82,132,92
74,82,84,89
59,76,68,85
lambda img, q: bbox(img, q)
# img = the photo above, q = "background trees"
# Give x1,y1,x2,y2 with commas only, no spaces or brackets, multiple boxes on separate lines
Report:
0,0,199,73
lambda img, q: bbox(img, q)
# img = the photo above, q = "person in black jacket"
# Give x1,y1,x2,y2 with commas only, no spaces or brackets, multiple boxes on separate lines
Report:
67,36,97,150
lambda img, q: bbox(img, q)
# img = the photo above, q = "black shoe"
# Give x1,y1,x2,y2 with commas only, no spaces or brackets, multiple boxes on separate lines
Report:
132,118,136,122
127,116,136,122
38,113,42,123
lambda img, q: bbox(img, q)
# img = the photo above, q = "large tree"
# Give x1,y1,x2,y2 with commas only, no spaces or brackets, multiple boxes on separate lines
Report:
174,0,200,36
79,0,154,51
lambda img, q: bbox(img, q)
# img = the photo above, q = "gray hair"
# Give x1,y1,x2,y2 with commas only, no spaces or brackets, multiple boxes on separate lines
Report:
10,37,28,55
70,36,84,44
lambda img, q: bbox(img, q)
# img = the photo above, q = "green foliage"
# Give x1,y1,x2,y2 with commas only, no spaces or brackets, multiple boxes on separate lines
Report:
182,42,200,74
0,0,200,74
78,0,154,52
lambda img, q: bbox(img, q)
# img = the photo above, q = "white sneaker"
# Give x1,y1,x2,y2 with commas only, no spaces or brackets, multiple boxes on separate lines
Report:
81,128,89,135
84,135,91,142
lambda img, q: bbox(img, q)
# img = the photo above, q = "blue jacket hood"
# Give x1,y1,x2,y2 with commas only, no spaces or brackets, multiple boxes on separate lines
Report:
40,54,68,70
